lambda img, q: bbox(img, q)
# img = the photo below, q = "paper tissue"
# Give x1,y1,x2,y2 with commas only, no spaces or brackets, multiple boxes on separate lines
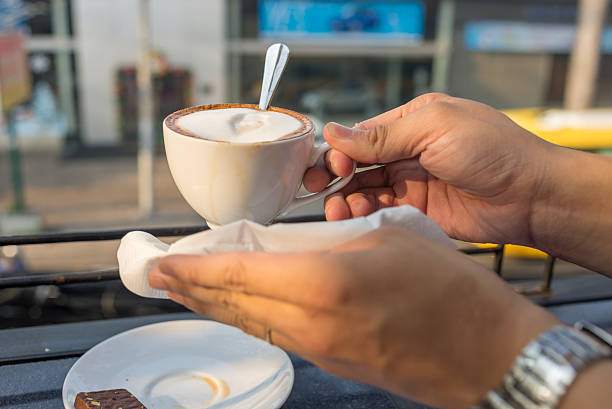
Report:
117,206,454,299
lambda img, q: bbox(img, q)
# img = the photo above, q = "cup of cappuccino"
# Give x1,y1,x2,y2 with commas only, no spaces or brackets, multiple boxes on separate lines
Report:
163,103,355,228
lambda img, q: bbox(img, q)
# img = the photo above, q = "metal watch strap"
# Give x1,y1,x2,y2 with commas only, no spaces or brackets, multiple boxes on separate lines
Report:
475,321,612,409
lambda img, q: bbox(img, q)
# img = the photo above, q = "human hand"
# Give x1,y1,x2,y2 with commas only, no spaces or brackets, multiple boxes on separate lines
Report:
303,93,555,246
149,227,559,409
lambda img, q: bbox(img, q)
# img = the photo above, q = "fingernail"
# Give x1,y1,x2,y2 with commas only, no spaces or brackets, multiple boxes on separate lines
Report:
149,270,168,290
327,122,354,140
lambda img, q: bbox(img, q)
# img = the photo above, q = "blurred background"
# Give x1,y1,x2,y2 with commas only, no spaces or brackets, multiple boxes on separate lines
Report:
1,0,611,327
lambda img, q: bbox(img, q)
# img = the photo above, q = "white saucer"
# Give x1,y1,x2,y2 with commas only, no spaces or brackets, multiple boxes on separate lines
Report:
62,320,293,409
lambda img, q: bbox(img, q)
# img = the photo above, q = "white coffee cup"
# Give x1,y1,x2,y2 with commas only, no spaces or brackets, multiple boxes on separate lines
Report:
163,104,355,228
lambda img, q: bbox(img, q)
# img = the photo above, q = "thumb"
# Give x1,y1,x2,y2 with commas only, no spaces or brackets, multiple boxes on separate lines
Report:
323,113,438,164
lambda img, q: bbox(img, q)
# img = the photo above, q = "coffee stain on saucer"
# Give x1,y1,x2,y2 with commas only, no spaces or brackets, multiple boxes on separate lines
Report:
196,375,230,399
164,374,230,409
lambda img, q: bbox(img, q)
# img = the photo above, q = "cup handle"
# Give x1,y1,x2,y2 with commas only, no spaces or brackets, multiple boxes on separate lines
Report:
281,142,356,216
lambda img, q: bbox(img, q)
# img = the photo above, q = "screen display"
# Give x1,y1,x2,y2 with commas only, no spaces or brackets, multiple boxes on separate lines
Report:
259,0,425,40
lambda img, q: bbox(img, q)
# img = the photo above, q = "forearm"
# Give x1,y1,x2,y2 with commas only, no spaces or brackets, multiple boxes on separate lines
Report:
530,147,612,275
558,360,612,409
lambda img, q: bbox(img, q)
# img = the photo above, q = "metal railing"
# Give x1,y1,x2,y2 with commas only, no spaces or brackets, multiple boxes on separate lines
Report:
0,216,326,288
1,213,612,372
0,215,610,307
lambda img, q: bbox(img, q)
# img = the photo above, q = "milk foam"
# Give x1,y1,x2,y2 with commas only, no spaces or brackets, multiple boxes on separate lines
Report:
177,108,304,143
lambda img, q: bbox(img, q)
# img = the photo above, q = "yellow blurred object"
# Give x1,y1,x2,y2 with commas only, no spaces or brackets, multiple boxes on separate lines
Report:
477,108,612,258
476,243,548,258
503,108,612,150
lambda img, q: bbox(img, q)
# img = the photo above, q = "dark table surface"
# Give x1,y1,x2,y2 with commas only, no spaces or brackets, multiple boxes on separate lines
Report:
1,300,611,409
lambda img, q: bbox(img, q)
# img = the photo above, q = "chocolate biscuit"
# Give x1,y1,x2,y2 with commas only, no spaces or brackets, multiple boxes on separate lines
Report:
74,389,146,409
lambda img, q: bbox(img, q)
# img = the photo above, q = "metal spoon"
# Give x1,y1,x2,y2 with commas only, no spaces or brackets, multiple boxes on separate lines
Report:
258,43,290,111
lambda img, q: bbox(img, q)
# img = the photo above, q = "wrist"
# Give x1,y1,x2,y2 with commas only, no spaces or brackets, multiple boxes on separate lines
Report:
527,145,572,250
528,146,612,274
464,297,561,408
455,286,561,408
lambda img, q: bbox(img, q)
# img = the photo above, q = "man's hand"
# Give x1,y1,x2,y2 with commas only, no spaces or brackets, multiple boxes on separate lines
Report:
304,93,612,274
303,93,554,246
149,227,559,409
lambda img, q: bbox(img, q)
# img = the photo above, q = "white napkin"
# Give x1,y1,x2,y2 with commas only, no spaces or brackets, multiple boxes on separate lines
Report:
117,205,454,299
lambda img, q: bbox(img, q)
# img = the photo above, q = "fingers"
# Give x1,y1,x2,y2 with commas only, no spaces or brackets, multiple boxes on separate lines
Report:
326,149,355,178
303,149,354,193
151,270,304,333
168,292,302,352
323,160,431,220
356,92,451,130
159,275,314,354
303,166,331,192
323,167,388,221
339,166,388,195
168,291,364,367
350,189,396,215
339,161,426,196
307,93,454,193
323,93,506,170
336,166,396,217
325,192,351,221
323,102,453,165
152,257,365,361
151,252,332,305
386,158,429,181
325,188,395,221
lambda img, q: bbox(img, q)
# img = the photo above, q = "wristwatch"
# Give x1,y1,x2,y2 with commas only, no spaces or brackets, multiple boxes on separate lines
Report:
475,321,612,409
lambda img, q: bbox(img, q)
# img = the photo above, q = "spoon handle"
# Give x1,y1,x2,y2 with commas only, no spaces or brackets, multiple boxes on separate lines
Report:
258,43,290,111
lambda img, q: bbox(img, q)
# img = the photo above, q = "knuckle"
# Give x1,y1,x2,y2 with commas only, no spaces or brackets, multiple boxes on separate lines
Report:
179,295,195,310
314,273,353,309
303,329,338,357
422,92,450,101
368,125,390,162
159,255,201,285
219,290,237,309
403,93,449,113
184,265,202,285
182,298,209,317
233,314,255,334
158,254,181,273
241,326,259,338
325,278,353,307
428,100,454,117
313,255,354,308
324,151,334,172
222,257,247,290
303,305,324,321
228,312,241,326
